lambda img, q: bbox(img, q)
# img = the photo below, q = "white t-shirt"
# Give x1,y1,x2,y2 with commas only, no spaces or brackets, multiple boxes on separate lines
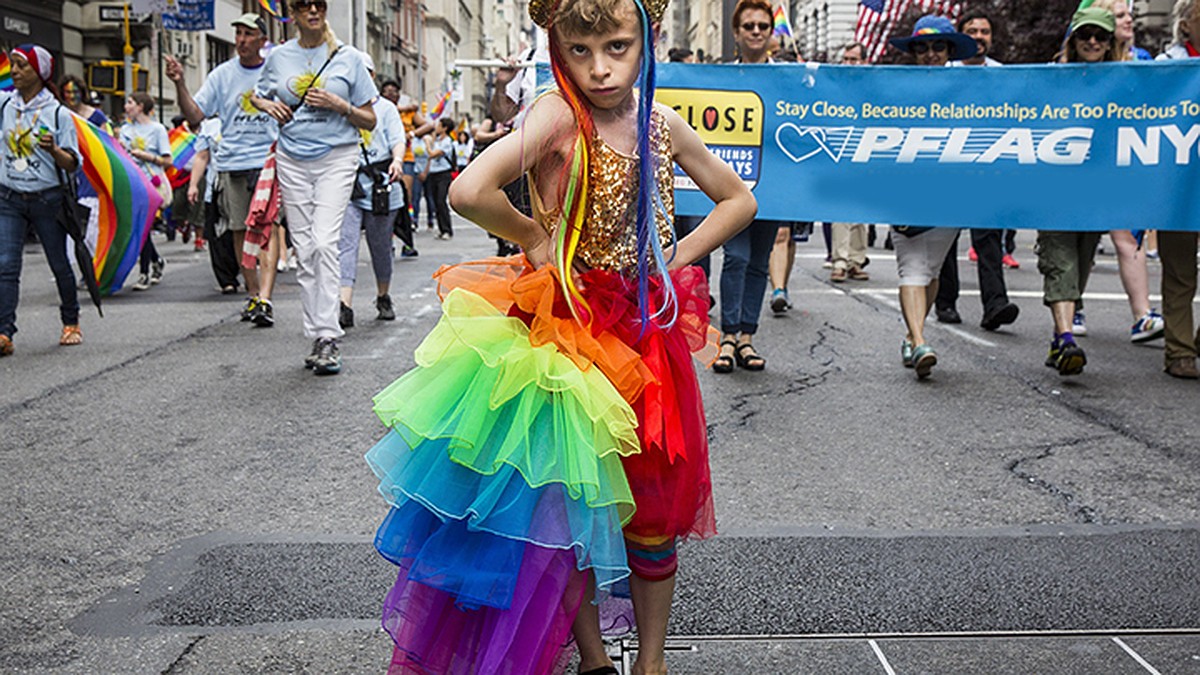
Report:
0,92,80,193
193,58,277,172
352,97,406,213
119,119,170,174
427,135,454,173
255,41,378,160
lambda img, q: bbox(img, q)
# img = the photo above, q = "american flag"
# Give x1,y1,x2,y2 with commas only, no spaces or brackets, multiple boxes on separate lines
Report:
855,0,963,63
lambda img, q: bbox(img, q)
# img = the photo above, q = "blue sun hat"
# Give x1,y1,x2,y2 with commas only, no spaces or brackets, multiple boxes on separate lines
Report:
889,14,979,60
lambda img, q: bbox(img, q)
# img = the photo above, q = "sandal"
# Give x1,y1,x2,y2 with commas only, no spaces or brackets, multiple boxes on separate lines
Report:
712,339,736,373
735,342,765,371
0,334,12,357
60,325,83,346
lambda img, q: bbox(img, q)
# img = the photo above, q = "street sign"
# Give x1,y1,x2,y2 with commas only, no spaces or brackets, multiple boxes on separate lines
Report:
98,5,126,22
98,5,150,22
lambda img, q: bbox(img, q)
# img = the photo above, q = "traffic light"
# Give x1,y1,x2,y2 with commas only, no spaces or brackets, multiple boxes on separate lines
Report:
87,61,149,95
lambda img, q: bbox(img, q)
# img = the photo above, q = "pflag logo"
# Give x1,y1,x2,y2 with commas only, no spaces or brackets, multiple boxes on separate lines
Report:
776,124,855,163
657,88,764,189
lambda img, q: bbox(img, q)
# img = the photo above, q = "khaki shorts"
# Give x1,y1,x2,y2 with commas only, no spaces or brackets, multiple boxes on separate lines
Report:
216,171,258,233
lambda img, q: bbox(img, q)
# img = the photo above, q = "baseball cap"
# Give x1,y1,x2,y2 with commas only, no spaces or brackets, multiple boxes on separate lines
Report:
231,13,268,34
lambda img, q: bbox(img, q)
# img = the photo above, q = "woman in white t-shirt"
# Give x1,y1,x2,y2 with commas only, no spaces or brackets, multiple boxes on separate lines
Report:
419,117,456,240
252,0,378,375
119,92,171,291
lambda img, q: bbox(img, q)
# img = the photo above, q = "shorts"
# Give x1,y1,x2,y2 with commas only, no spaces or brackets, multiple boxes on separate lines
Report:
403,161,416,177
216,170,258,233
892,226,959,286
1036,230,1102,305
170,180,204,225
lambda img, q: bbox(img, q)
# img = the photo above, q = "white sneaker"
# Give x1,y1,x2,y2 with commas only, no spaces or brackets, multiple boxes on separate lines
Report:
1131,311,1165,343
1072,311,1087,337
131,274,151,291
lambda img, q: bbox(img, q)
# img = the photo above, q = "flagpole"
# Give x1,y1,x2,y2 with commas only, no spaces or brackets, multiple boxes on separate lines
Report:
123,4,134,102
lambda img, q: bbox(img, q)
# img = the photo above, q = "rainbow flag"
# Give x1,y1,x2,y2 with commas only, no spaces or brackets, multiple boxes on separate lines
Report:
166,125,196,188
429,90,452,119
0,53,12,91
259,0,290,21
71,114,163,294
773,5,793,38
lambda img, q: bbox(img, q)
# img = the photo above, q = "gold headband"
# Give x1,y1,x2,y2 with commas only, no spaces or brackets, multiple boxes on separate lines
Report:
529,0,669,29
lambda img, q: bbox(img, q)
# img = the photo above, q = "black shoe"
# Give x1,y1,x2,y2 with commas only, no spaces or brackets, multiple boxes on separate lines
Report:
150,258,165,284
980,302,1019,331
376,294,396,321
400,245,419,258
1046,338,1086,376
312,337,342,375
250,298,275,327
339,302,355,329
936,307,962,324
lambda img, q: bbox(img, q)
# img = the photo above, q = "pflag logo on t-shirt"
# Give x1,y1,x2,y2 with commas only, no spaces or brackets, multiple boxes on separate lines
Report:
287,72,325,100
656,88,765,190
240,90,260,115
5,124,36,159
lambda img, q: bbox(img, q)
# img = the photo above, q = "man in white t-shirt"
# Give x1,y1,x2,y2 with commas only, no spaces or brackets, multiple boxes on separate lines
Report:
166,13,281,326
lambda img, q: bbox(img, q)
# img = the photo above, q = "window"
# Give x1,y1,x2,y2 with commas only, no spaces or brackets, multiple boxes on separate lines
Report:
207,36,232,69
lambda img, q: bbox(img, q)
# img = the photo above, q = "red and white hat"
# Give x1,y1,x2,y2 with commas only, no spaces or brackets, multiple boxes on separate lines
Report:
11,44,54,84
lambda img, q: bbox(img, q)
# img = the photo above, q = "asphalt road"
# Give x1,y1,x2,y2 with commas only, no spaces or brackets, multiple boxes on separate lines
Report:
2,218,1198,673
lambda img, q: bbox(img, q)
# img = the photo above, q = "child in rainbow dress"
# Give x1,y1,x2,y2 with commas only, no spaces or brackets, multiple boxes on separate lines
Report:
364,0,757,670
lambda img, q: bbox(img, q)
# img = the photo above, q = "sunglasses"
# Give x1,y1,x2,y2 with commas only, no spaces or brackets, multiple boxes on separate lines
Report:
741,22,772,32
911,40,950,55
291,0,327,11
1074,26,1113,43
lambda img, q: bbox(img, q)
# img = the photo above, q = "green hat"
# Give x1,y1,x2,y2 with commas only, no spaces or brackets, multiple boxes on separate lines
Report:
1070,7,1115,34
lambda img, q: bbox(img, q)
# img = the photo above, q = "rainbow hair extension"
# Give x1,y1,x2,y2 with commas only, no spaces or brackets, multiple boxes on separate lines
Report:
547,0,678,331
629,0,678,334
548,32,596,324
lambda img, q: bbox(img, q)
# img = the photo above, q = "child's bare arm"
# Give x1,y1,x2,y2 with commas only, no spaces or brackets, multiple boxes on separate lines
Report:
661,104,757,270
449,96,574,267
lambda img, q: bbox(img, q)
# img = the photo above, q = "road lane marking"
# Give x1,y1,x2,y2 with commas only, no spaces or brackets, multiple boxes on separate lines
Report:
859,291,1000,349
1112,637,1163,675
868,639,898,675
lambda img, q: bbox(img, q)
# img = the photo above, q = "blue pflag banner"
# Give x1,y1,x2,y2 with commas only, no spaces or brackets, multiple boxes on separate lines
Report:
162,0,214,30
657,61,1200,230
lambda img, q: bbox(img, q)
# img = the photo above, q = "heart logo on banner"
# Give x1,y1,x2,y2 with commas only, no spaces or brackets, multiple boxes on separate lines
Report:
775,124,855,163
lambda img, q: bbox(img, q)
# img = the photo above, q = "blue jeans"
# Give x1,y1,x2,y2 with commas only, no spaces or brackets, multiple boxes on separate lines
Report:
719,220,776,335
0,186,79,338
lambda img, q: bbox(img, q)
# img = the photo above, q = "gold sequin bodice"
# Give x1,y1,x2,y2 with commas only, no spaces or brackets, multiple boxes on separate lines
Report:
533,109,676,273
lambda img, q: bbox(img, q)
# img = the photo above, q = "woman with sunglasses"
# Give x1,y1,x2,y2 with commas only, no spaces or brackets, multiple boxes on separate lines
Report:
883,16,977,379
252,0,378,375
1067,0,1166,346
1034,7,1118,377
710,0,789,375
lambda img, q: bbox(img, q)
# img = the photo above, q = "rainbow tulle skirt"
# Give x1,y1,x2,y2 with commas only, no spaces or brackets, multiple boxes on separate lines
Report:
367,258,716,674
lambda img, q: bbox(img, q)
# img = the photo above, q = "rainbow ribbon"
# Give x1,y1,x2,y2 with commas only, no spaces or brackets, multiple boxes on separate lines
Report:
72,114,164,294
